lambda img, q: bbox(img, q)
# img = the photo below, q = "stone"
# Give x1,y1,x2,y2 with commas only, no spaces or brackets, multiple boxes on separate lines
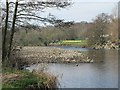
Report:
13,46,94,64
76,64,78,66
90,60,93,63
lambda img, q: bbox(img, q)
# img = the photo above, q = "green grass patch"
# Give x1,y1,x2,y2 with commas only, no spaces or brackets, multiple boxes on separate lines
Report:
56,40,88,46
2,68,57,89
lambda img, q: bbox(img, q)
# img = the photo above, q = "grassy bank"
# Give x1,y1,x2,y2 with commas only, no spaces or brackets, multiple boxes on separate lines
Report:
2,67,57,90
50,39,119,49
50,40,88,47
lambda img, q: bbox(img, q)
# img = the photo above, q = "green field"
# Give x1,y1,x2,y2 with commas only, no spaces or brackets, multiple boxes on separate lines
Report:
54,40,88,46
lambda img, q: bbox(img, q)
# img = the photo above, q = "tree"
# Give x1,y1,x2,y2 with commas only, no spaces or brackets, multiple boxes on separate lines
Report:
2,0,9,61
7,0,18,59
2,0,72,61
106,18,118,41
88,13,111,45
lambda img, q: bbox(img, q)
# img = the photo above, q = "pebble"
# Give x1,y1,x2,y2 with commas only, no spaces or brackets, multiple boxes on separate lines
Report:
13,46,94,64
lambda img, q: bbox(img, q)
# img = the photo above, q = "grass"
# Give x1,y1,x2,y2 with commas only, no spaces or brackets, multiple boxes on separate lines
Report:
52,40,88,46
0,78,1,90
0,63,2,90
2,67,57,90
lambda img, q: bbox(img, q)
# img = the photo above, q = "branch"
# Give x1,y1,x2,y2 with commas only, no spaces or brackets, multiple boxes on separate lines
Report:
15,23,27,28
55,21,74,28
8,2,15,5
17,9,26,13
17,13,44,19
18,1,71,10
15,22,41,30
16,16,46,21
16,14,56,23
16,19,25,23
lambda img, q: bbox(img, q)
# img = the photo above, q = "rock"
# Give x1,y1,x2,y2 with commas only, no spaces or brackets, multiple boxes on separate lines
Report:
76,64,78,66
72,60,76,62
90,60,93,63
86,59,90,63
13,46,94,64
66,59,70,63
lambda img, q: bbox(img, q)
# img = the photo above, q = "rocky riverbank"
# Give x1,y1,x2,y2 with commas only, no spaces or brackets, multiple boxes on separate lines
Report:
12,46,93,66
49,40,119,50
92,41,119,50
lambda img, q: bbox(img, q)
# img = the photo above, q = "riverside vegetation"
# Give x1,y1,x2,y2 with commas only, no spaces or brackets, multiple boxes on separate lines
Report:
2,1,119,89
2,46,94,90
2,67,57,90
2,45,94,89
49,40,119,49
2,0,72,89
2,47,59,89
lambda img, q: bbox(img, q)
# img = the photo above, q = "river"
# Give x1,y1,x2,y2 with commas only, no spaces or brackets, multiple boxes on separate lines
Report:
26,46,118,88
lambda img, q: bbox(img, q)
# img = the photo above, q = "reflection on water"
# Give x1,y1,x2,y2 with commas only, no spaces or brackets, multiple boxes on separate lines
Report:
27,46,118,88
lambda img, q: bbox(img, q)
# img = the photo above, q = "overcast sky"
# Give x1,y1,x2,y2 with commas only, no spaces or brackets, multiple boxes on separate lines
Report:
1,0,119,25
40,0,119,23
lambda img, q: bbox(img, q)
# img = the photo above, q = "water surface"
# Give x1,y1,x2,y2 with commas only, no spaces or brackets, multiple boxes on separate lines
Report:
27,46,118,88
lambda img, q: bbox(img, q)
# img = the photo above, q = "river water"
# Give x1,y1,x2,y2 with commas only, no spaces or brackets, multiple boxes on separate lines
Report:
27,46,118,88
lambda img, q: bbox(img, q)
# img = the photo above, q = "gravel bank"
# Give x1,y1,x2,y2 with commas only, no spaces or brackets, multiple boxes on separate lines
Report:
13,46,93,65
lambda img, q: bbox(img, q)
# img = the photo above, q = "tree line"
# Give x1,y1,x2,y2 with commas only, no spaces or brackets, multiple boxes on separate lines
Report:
13,13,119,47
2,0,119,62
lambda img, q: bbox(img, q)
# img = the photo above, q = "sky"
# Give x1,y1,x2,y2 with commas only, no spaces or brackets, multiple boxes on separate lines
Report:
40,0,119,23
1,0,119,25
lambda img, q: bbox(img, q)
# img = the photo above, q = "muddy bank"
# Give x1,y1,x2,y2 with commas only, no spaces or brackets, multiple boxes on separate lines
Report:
12,46,93,66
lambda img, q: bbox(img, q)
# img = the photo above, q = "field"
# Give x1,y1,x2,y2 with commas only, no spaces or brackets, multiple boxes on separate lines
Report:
52,40,88,46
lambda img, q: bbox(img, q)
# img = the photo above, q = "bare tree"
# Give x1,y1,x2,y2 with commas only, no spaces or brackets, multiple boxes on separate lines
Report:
88,13,111,45
2,0,9,61
7,0,18,59
2,0,72,60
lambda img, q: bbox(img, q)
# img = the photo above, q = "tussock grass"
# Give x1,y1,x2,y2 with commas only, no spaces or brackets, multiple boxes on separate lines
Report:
2,68,57,90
